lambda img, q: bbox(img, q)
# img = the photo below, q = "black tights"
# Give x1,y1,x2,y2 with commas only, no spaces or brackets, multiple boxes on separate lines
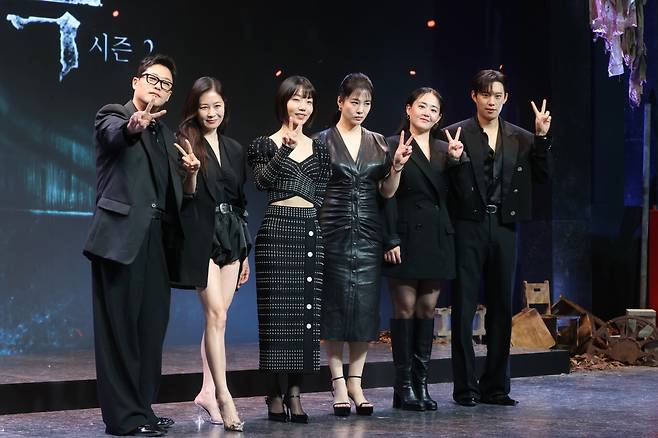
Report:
389,278,440,319
266,373,305,415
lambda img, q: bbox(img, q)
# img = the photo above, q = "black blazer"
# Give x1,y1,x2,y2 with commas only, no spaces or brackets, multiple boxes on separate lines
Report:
382,135,456,280
83,101,185,265
441,117,551,224
174,134,248,289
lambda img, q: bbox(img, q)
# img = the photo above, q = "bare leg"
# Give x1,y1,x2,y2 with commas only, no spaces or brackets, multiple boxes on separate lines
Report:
194,331,222,423
346,342,372,408
198,260,241,427
325,340,350,408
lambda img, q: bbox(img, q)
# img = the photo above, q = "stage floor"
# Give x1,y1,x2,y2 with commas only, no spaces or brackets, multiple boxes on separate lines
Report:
0,342,549,385
1,367,656,437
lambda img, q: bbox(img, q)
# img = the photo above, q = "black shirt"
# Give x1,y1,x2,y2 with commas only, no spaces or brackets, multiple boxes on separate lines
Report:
480,123,503,205
205,139,241,206
147,121,175,213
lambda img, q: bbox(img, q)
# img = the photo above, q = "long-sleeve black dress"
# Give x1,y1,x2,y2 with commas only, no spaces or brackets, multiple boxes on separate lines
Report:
174,134,251,290
381,135,456,280
314,126,391,342
248,136,331,372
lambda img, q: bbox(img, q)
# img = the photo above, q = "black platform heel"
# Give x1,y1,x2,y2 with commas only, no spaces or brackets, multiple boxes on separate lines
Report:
347,376,374,415
283,394,309,423
265,395,288,422
331,376,351,416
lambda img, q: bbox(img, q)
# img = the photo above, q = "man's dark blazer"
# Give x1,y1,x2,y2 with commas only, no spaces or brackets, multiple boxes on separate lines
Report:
440,117,551,224
382,134,456,280
174,134,248,289
83,101,185,266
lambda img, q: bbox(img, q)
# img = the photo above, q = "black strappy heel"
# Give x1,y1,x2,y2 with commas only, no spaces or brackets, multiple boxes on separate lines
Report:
347,376,374,415
283,394,309,423
331,376,351,416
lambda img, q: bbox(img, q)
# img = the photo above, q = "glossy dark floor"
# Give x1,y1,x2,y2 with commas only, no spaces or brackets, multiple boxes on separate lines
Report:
1,367,656,437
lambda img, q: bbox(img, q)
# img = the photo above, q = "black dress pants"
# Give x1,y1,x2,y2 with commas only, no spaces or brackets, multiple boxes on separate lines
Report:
451,212,517,401
91,219,171,435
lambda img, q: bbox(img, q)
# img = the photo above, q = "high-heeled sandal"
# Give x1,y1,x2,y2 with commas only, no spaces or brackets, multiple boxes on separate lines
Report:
218,399,244,432
331,376,351,417
347,376,374,415
265,395,289,422
194,401,223,425
283,394,309,424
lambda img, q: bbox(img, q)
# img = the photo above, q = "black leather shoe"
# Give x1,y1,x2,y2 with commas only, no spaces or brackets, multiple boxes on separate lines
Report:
128,424,166,437
454,397,478,407
479,395,518,406
156,417,174,428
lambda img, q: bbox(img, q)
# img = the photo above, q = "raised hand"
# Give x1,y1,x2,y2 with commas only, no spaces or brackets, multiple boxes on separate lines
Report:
174,138,201,176
393,131,414,171
531,99,551,136
282,118,303,149
445,127,464,160
384,246,402,264
126,98,167,134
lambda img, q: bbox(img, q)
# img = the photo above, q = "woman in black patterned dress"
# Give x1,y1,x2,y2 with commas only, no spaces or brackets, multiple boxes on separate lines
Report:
247,76,330,423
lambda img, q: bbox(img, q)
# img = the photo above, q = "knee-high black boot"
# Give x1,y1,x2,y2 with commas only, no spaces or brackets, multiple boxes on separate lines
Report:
390,319,425,411
412,318,438,410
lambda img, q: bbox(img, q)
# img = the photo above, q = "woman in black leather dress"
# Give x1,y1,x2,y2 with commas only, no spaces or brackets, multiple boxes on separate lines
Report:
175,77,251,431
314,73,412,416
382,87,456,412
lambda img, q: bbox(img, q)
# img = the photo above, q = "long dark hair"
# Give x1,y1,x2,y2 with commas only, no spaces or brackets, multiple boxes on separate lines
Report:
332,72,374,124
396,87,444,136
177,76,228,175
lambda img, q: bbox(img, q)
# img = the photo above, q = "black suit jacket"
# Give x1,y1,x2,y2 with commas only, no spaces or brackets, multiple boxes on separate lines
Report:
174,134,248,289
382,135,456,280
441,117,551,224
83,101,185,265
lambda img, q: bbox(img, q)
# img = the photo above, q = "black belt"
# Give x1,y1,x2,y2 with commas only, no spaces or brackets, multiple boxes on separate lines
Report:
485,204,499,214
215,203,248,218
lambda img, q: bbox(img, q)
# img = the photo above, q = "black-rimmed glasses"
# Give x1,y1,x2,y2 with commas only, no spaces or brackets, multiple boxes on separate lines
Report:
140,73,173,91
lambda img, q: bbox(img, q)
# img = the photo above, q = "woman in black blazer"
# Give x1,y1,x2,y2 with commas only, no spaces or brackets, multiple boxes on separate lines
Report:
174,77,251,432
382,87,456,411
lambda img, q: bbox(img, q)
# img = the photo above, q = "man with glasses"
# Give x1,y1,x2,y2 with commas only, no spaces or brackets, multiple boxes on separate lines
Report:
441,70,552,408
84,54,199,436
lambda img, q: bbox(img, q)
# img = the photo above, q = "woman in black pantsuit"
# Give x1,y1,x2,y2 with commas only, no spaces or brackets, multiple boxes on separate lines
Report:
314,73,412,416
175,77,251,431
382,87,456,411
248,76,330,424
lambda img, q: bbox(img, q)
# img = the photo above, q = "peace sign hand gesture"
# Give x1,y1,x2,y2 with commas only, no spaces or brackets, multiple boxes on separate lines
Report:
174,138,201,176
126,98,167,135
393,130,414,171
282,119,302,149
531,99,551,136
445,127,464,160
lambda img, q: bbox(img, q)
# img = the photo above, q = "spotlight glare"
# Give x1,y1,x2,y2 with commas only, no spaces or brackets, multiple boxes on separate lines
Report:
409,69,417,76
112,10,119,17
275,69,283,77
427,19,436,28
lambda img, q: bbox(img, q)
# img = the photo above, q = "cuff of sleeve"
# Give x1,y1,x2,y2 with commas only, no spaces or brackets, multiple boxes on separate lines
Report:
384,238,401,252
122,123,141,144
534,135,553,151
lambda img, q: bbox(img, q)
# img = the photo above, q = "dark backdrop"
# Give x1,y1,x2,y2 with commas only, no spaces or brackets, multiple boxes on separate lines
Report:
0,0,654,355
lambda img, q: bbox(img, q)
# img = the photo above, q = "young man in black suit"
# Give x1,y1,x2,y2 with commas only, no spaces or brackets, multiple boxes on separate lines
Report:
442,69,552,407
84,55,199,436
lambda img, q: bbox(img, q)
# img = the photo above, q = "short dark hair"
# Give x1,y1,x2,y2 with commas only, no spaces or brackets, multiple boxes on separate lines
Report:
275,75,316,126
396,87,444,136
136,54,177,82
471,69,507,95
